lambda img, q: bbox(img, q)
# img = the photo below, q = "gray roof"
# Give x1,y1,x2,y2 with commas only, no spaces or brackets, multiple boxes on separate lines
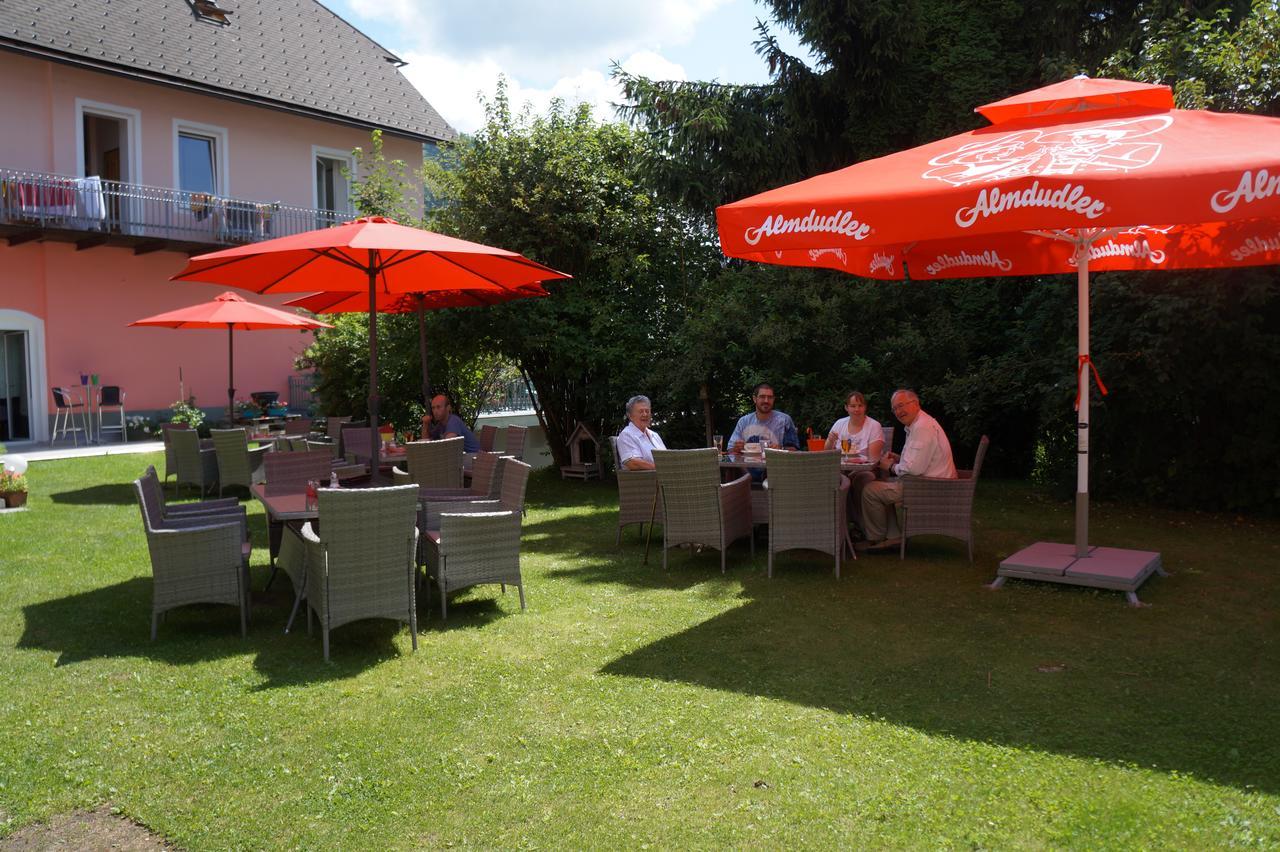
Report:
0,0,455,143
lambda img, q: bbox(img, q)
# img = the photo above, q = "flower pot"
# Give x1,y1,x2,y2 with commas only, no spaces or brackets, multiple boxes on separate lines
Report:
4,490,28,509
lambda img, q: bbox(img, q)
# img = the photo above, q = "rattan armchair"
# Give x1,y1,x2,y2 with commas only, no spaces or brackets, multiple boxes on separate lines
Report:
341,426,376,467
171,427,220,497
652,448,753,573
478,424,498,452
414,450,503,501
899,435,990,562
418,457,531,534
262,450,334,579
159,422,193,483
138,465,242,526
610,436,657,545
422,510,523,621
504,425,527,461
211,428,270,497
133,477,249,639
299,485,419,661
765,449,849,578
390,437,463,488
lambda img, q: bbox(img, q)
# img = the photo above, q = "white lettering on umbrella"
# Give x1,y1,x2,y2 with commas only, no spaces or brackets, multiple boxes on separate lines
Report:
869,253,896,275
924,116,1171,186
743,209,872,245
1230,233,1280,261
955,181,1106,228
1067,238,1166,266
1211,169,1280,214
808,247,848,266
923,250,1013,276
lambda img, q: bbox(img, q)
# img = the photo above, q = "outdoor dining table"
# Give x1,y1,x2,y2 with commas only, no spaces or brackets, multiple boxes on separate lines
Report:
718,451,877,474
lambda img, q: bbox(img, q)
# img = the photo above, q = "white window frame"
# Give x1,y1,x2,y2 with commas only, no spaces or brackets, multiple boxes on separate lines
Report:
74,99,142,183
172,119,229,196
311,145,356,215
0,310,48,444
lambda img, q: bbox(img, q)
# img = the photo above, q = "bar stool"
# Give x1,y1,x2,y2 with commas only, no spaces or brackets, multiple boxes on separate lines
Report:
51,386,88,445
98,385,127,443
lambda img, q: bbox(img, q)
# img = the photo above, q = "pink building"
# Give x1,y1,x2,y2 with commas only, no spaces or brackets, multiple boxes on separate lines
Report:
0,0,454,444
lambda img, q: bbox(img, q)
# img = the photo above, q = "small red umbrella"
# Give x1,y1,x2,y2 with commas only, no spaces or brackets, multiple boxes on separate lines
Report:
130,291,332,424
716,75,1280,587
171,216,571,470
284,285,549,406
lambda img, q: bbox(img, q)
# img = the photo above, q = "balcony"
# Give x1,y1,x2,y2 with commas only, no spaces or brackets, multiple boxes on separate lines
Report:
0,168,347,254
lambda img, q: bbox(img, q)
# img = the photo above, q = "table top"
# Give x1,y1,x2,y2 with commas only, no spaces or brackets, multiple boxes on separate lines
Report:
719,451,876,472
252,484,315,521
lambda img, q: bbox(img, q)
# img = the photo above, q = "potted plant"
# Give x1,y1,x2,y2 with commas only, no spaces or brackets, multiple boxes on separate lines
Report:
0,471,28,508
169,398,205,430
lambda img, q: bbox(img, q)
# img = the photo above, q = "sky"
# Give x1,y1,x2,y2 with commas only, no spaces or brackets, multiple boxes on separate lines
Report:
323,0,809,134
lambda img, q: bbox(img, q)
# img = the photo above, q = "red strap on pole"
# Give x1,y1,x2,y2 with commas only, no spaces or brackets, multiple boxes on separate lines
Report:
1074,354,1108,411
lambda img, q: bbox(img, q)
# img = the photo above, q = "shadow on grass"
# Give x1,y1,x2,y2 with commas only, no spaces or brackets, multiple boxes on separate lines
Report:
47,483,139,506
599,550,1280,795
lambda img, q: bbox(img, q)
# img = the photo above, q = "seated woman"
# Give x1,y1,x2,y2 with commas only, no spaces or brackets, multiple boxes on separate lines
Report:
823,390,884,536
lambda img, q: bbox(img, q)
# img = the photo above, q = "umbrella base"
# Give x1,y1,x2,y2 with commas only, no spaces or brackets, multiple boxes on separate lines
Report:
991,541,1165,606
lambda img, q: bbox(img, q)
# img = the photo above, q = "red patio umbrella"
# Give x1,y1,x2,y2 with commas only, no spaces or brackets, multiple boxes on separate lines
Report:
171,216,571,471
284,284,549,407
129,291,332,424
716,76,1280,594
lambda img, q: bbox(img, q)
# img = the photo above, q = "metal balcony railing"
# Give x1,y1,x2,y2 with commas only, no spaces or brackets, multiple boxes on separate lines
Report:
0,168,347,246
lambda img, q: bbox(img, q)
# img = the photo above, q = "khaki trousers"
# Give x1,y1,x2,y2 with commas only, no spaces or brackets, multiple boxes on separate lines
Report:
861,479,903,542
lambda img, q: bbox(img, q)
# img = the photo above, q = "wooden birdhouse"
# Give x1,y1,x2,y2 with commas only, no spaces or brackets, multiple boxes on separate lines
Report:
560,421,601,481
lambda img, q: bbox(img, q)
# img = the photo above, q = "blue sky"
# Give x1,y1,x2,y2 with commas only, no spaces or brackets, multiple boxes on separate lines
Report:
324,0,808,133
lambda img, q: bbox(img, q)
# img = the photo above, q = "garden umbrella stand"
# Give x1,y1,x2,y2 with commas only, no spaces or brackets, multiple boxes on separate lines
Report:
171,217,570,472
129,291,332,424
716,76,1280,603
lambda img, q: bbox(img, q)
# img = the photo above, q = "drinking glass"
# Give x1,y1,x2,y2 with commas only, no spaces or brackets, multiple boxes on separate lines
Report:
712,434,724,453
840,437,852,454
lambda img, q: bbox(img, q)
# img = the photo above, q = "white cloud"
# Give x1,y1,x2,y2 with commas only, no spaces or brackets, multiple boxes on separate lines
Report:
401,50,688,134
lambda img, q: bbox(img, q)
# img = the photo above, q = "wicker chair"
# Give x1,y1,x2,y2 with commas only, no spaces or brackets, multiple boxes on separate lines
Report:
263,451,334,577
322,415,351,441
504,425,527,461
341,426,376,467
422,510,523,621
299,485,419,661
418,457,531,534
652,448,753,573
610,436,657,545
478,424,498,452
159,422,194,483
337,420,368,459
283,418,313,437
211,428,271,497
306,438,340,459
139,465,242,526
133,477,249,639
391,437,464,489
765,449,849,578
415,451,503,501
171,427,220,497
899,435,990,562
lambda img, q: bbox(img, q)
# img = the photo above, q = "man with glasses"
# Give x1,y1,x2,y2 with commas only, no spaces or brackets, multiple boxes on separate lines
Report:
728,383,800,452
858,389,956,550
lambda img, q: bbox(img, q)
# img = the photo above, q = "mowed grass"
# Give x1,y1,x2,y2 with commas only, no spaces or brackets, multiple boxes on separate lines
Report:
0,452,1277,848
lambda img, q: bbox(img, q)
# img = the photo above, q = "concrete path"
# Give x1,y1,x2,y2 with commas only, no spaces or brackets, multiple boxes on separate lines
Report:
2,441,163,463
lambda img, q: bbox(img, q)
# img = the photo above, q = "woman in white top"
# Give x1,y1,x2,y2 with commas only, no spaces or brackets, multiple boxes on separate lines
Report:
824,391,884,461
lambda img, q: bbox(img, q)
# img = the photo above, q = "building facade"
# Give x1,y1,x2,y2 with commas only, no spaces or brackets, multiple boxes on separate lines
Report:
0,0,454,443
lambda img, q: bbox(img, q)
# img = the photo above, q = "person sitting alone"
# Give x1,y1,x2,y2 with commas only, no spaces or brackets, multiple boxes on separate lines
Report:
859,389,956,550
616,395,666,470
427,393,480,453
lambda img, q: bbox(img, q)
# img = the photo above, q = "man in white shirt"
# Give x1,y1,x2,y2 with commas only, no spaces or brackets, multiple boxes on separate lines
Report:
616,395,667,470
859,389,957,549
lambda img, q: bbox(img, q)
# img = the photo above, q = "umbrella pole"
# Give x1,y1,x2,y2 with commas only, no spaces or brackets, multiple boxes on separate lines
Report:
417,296,431,405
1075,241,1090,558
368,256,381,474
227,324,236,426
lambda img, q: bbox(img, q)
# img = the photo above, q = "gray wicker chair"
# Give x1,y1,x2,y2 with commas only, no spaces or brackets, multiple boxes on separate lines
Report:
133,477,249,639
418,457,531,534
211,428,270,497
171,427,220,497
341,427,376,467
423,510,523,620
139,465,242,526
765,449,849,578
323,415,352,441
610,436,657,545
899,435,990,562
299,485,419,661
415,451,503,501
263,451,334,578
160,422,194,484
306,439,340,459
478,424,498,452
391,437,463,488
503,425,527,461
652,448,753,573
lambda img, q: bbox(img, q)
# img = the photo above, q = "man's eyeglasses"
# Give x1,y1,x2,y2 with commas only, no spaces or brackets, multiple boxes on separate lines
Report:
891,400,918,412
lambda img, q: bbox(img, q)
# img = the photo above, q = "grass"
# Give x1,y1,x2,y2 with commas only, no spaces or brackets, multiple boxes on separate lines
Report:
1,452,1278,848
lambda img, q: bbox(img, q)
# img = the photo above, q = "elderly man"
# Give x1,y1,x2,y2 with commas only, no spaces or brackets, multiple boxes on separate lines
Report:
859,389,956,550
616,395,666,470
728,383,800,452
427,393,480,453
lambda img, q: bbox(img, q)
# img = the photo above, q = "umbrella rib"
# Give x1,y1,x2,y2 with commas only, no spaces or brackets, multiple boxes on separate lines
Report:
430,253,529,290
317,247,374,273
377,250,428,273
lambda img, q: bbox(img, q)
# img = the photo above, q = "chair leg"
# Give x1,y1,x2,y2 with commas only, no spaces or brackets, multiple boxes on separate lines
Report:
517,583,526,610
151,611,159,641
615,524,622,546
322,623,330,662
439,580,448,621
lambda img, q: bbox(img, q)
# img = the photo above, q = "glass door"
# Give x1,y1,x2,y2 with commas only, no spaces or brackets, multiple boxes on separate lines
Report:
0,331,31,441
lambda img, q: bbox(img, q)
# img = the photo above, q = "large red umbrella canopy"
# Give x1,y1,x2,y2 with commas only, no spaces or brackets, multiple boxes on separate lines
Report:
284,285,549,404
715,76,1280,569
172,216,571,470
130,291,332,423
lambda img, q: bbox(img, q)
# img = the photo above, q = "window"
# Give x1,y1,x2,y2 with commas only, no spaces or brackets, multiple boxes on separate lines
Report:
313,147,353,215
179,132,217,194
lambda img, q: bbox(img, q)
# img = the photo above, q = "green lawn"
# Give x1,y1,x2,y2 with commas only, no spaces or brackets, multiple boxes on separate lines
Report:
1,453,1278,848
